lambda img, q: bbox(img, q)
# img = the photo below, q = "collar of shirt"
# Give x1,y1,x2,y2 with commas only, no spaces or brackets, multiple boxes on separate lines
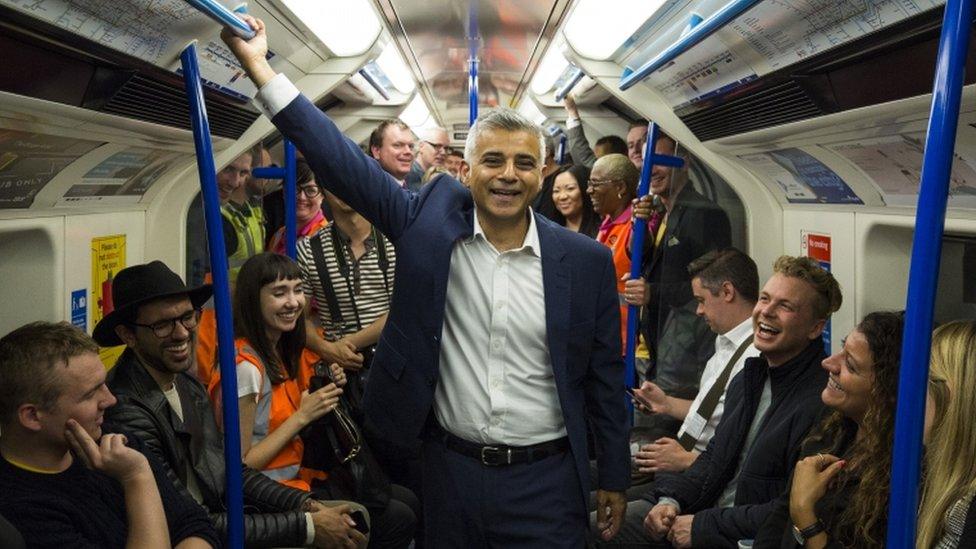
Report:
718,316,755,351
468,207,541,258
598,204,633,234
299,210,326,237
331,222,376,253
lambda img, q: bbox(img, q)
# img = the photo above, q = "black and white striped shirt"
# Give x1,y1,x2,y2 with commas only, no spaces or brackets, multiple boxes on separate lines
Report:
296,223,395,341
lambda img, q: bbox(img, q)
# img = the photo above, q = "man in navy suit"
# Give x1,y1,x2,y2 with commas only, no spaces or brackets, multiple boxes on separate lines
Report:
224,17,629,547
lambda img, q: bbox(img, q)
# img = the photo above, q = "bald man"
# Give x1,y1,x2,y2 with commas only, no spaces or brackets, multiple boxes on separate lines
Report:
405,127,449,191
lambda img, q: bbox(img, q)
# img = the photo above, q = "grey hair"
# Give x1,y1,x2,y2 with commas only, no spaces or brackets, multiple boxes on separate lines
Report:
464,108,546,164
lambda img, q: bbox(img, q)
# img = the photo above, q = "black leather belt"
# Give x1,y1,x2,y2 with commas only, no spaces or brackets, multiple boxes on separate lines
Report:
429,423,570,466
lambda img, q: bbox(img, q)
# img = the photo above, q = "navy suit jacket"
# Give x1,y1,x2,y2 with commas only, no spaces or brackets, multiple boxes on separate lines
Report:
270,94,631,498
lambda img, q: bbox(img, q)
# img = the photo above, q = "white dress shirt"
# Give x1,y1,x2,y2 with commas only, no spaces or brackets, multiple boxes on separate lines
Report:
434,209,567,445
676,317,759,453
253,76,566,447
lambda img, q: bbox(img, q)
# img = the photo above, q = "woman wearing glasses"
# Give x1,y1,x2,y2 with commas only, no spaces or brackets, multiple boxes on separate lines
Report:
267,159,329,256
588,153,640,349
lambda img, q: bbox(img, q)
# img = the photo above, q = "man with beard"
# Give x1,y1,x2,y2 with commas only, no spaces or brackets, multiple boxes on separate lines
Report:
98,261,369,548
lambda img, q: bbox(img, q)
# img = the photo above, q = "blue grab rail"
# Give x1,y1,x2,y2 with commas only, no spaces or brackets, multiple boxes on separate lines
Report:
625,124,684,406
252,141,299,260
554,67,585,102
283,141,297,260
886,0,974,546
557,134,567,165
183,0,255,39
180,43,245,548
468,2,479,125
619,0,762,91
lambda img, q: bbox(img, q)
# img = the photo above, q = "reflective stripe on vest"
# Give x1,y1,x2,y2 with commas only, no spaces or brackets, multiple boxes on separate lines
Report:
223,202,265,281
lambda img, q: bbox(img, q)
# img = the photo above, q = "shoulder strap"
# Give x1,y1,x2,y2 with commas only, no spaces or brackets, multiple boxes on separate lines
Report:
678,334,754,451
309,231,344,328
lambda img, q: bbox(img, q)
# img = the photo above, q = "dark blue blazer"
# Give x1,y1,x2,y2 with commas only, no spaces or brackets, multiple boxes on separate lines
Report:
270,94,631,498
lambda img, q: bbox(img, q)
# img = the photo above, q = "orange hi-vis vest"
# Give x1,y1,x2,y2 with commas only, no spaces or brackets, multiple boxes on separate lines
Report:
207,338,324,491
597,205,634,352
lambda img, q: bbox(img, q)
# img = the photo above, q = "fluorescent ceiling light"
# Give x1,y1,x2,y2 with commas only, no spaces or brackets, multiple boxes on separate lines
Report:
376,45,415,94
282,0,382,57
517,98,547,126
531,47,568,95
564,0,668,60
400,94,431,130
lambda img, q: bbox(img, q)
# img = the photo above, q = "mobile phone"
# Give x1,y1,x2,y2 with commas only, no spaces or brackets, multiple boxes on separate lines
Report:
626,388,653,411
349,509,370,535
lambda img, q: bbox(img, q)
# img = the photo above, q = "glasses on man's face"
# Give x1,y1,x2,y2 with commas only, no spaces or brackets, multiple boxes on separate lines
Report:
423,140,448,152
298,185,322,198
588,178,618,189
129,309,202,339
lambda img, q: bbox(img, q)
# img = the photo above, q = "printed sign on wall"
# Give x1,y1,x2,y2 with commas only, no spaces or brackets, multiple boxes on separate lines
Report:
70,289,87,332
802,232,832,352
91,235,126,326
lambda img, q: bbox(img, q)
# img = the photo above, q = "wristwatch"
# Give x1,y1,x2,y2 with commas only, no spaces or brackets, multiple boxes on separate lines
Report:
792,518,825,544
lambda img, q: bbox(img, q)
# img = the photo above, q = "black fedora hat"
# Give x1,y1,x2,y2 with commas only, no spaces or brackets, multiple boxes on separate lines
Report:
92,261,213,347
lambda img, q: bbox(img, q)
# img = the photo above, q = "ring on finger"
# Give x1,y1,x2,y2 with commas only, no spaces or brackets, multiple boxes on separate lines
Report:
817,452,825,467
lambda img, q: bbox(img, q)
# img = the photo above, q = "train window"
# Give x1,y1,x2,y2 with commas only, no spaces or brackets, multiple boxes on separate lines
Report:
638,147,747,401
861,226,976,323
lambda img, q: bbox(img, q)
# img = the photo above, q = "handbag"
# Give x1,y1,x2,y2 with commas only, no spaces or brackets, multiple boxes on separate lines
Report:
301,361,391,510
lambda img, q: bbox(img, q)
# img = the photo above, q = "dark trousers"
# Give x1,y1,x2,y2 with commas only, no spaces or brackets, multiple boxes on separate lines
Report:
421,436,586,548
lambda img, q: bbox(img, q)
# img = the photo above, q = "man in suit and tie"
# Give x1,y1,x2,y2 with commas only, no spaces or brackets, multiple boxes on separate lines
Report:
223,16,629,548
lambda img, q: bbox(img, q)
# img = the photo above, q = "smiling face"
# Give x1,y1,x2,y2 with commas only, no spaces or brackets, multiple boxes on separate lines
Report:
650,138,678,197
587,163,623,217
295,181,323,225
37,352,116,443
371,125,415,180
120,296,197,379
752,273,826,367
444,153,463,177
820,328,875,423
260,277,305,340
217,153,252,204
468,128,542,227
552,170,583,219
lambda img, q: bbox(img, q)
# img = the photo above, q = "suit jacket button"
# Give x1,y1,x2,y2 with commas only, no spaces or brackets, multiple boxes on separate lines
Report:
426,377,435,387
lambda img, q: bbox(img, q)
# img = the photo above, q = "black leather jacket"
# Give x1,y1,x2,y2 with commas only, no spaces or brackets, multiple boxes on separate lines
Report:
105,349,311,548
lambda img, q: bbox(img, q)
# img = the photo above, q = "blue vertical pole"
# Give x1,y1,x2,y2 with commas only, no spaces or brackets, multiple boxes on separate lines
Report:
624,124,659,398
557,134,567,165
625,124,684,410
468,2,479,126
180,43,244,548
887,0,974,546
468,58,479,126
283,140,297,260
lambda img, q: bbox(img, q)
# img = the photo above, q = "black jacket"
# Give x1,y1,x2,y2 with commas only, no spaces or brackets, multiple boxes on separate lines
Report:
648,339,828,548
641,184,732,394
105,349,312,548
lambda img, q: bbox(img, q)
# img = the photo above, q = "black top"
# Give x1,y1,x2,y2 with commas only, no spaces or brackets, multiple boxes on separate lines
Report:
753,414,862,548
648,339,828,548
0,434,219,549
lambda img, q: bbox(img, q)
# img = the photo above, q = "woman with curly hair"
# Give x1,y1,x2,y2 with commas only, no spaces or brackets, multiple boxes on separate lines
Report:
753,311,907,548
916,320,976,548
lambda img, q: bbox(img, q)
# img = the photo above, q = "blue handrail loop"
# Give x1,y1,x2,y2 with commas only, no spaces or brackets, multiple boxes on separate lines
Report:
625,124,684,412
619,0,762,91
183,0,255,39
180,43,245,547
886,0,974,546
554,67,585,103
557,134,567,165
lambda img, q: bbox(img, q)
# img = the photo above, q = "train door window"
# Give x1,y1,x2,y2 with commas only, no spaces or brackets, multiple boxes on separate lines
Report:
637,148,747,407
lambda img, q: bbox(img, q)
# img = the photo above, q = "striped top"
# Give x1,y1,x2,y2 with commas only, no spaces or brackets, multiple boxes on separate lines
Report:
296,222,395,341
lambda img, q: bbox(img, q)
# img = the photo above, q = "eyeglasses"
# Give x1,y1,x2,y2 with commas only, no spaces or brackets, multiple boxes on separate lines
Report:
128,309,202,339
297,185,322,198
588,178,619,189
423,141,448,152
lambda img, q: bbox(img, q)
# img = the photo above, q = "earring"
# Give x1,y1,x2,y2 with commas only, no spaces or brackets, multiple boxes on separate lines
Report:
617,192,623,199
